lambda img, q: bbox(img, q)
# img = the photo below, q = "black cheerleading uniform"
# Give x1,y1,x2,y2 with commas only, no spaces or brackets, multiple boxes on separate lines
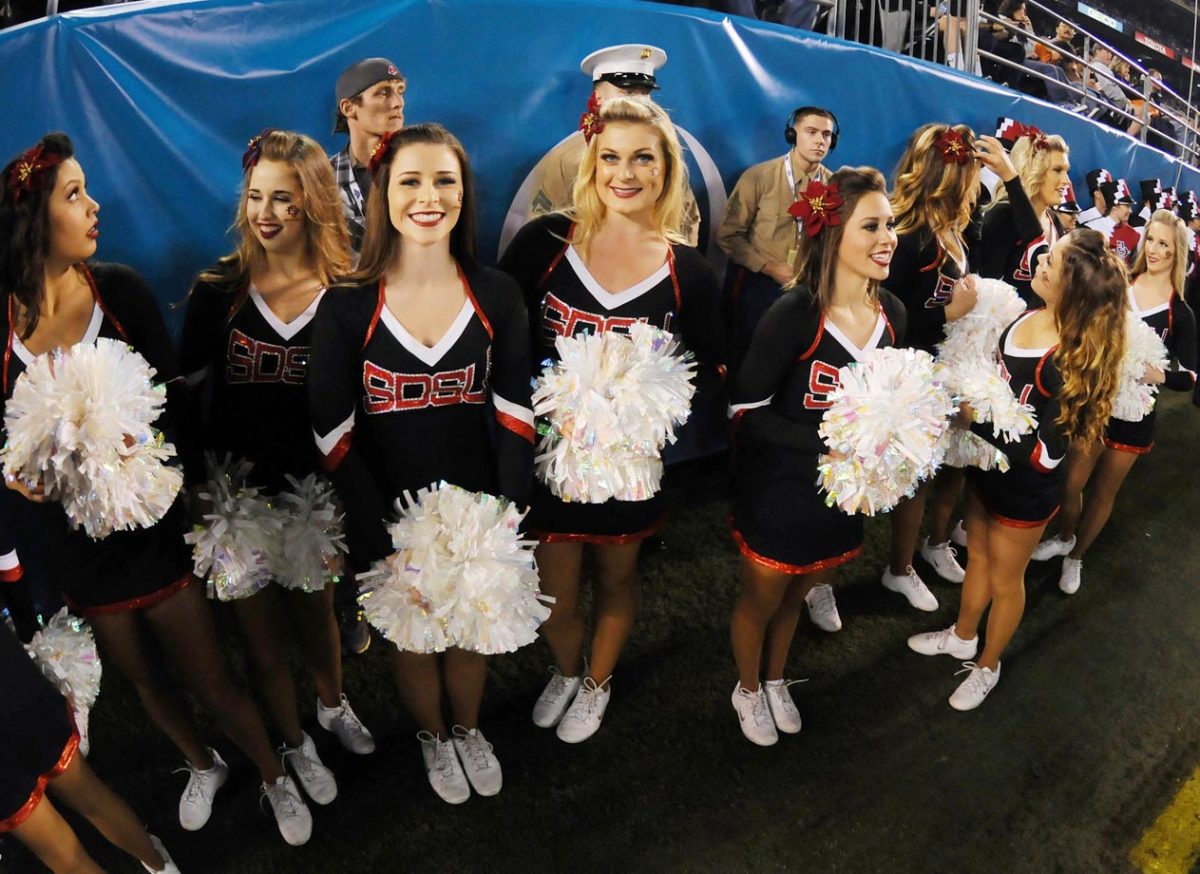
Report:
965,311,1066,527
179,277,324,493
1105,289,1198,454
1,264,193,616
883,230,968,353
0,624,79,834
729,287,907,573
309,267,534,571
498,214,726,543
978,178,1063,308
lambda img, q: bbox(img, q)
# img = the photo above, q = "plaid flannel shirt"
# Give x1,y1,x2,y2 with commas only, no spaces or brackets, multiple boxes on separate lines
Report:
331,146,366,257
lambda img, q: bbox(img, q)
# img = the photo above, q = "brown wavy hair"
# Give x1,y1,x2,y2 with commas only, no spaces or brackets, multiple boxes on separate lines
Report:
1130,208,1187,294
790,166,890,312
891,123,979,268
1052,228,1127,445
199,130,351,290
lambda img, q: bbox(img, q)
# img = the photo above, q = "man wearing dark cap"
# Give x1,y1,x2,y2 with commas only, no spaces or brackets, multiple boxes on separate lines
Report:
1054,182,1081,231
1077,167,1113,228
330,57,406,257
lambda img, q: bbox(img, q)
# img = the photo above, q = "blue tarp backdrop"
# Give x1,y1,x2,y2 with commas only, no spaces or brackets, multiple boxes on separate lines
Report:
0,0,1196,321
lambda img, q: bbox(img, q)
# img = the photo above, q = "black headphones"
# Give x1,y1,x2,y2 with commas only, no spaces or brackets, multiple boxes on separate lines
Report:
785,106,840,152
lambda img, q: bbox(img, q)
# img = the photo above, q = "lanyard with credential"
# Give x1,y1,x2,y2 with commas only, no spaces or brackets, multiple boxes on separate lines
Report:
784,154,803,266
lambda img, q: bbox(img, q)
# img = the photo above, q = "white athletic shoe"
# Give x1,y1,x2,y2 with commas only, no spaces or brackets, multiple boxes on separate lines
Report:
176,748,229,831
532,665,583,728
920,537,966,583
316,694,375,755
949,520,968,548
804,583,843,632
948,661,1001,711
451,725,503,797
281,732,338,805
762,679,805,734
1059,557,1083,594
556,677,610,744
881,566,939,611
731,683,778,746
1031,535,1076,562
260,775,313,846
907,624,979,659
417,731,470,804
142,834,181,874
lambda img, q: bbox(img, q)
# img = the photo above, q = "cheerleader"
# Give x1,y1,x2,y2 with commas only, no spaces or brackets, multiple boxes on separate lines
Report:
0,134,311,845
1030,210,1196,593
728,167,905,745
180,130,377,807
909,229,1126,710
309,124,534,803
498,98,725,743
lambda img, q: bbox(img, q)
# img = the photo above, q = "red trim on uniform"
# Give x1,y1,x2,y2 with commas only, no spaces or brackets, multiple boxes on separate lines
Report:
66,573,195,618
716,363,728,382
798,314,825,361
496,410,535,443
666,246,682,312
731,525,862,575
0,565,23,583
537,224,574,290
1103,437,1153,455
918,244,943,273
0,727,79,834
1029,439,1057,474
320,431,353,472
880,306,896,345
460,267,493,340
83,264,130,343
1169,292,1176,337
986,504,1059,529
532,514,666,545
1034,346,1059,398
363,280,386,350
3,293,13,394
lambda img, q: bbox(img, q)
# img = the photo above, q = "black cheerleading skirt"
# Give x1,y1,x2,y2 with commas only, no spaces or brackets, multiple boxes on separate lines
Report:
730,445,863,574
526,481,665,545
1104,409,1156,455
0,625,78,833
36,496,195,616
965,463,1064,528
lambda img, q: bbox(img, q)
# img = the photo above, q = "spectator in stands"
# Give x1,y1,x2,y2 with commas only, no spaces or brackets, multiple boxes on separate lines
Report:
1087,45,1142,136
984,0,1033,89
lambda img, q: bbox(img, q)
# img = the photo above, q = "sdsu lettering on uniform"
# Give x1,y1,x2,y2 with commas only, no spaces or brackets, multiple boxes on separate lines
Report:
539,291,671,343
926,272,957,309
363,360,487,413
802,360,841,410
226,328,309,385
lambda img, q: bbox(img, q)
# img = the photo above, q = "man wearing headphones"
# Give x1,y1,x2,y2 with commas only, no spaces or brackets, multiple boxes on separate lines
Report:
717,106,837,366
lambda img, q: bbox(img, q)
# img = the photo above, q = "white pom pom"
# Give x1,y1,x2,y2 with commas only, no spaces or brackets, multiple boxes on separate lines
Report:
358,482,551,655
532,323,696,503
937,429,1011,472
816,347,956,515
26,607,103,752
185,454,280,601
1,338,182,539
938,277,1027,363
1112,315,1170,422
272,473,347,593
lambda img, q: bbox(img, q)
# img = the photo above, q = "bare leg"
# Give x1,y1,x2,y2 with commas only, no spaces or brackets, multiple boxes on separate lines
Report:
1070,447,1139,559
233,586,304,748
976,519,1046,670
763,569,832,681
928,467,966,544
730,558,792,691
1056,440,1104,542
533,541,585,676
954,488,992,639
391,649,446,737
443,647,487,729
587,541,642,684
9,793,103,874
889,481,930,575
284,584,342,708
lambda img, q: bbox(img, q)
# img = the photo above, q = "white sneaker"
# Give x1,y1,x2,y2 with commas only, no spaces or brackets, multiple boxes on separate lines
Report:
762,679,805,734
176,748,228,831
948,661,1001,711
881,566,939,611
142,834,181,874
260,775,312,846
316,694,375,755
1031,535,1076,561
908,624,978,659
1059,557,1083,594
920,537,965,584
451,725,502,797
281,732,337,805
950,520,968,548
555,677,610,744
417,731,470,804
532,665,583,728
731,684,778,746
804,584,842,632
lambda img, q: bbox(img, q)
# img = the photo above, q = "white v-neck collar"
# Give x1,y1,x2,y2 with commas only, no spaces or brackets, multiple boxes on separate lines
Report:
1127,285,1169,318
823,312,886,362
12,301,103,366
564,246,671,311
379,298,474,367
249,286,325,341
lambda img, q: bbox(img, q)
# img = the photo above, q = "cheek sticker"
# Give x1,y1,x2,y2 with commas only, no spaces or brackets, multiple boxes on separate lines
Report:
285,205,301,219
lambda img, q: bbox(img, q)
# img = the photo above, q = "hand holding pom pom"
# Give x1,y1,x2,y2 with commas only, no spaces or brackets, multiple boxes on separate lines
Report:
1112,316,1170,422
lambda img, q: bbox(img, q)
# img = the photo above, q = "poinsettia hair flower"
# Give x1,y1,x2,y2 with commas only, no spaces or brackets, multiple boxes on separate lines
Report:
6,144,64,205
241,128,278,174
935,128,972,165
579,93,605,144
788,180,844,238
368,129,399,175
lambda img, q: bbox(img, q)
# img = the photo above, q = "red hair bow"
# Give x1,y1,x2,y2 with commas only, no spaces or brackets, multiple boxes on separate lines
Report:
935,129,972,165
579,93,605,144
1012,122,1051,151
788,180,843,238
368,129,399,175
241,128,277,174
6,144,64,205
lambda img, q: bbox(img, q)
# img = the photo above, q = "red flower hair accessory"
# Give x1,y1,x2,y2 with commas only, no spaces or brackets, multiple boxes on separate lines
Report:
935,128,972,165
241,128,277,174
579,93,604,144
1011,121,1051,151
788,180,843,238
6,145,64,205
368,129,399,175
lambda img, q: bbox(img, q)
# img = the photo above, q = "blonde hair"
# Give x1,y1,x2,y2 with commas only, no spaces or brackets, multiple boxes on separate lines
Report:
568,97,687,249
199,130,351,289
1131,209,1188,294
990,133,1069,212
891,123,980,268
1053,228,1128,445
